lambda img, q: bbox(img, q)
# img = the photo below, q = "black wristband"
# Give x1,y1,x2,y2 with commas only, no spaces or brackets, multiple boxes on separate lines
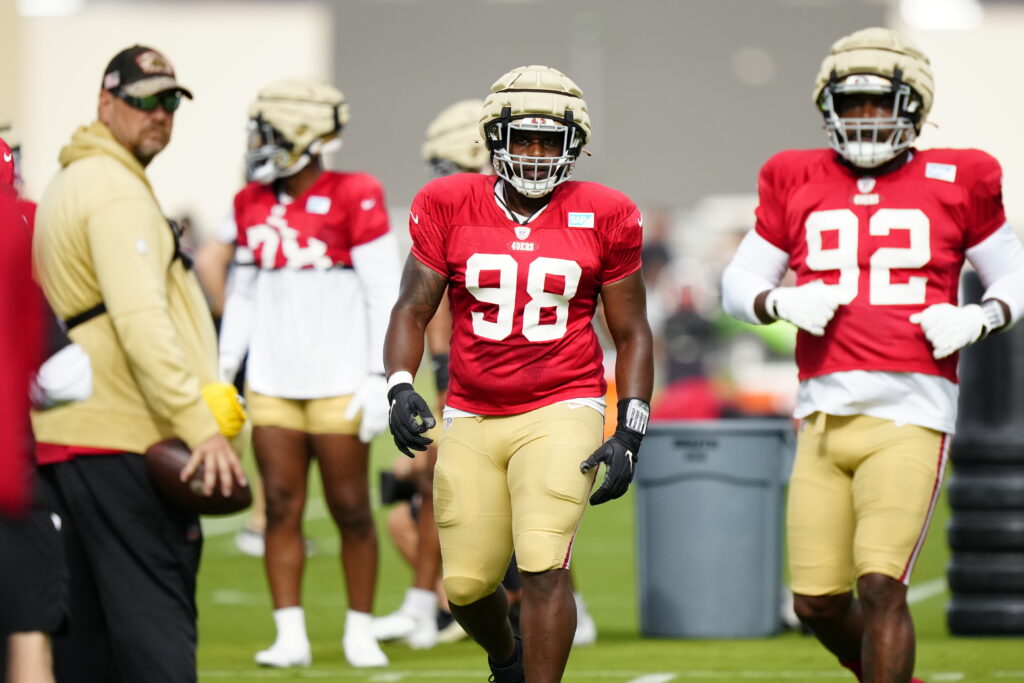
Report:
431,353,450,392
387,382,415,403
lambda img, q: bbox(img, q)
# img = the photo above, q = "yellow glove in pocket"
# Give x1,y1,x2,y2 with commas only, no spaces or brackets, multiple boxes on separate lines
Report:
201,382,248,438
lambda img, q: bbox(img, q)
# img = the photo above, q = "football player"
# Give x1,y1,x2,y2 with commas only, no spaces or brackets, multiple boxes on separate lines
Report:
384,65,653,683
721,28,1024,683
218,78,400,669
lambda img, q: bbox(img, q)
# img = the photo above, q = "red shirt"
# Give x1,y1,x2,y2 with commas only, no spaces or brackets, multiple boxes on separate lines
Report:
0,186,43,515
234,172,390,269
410,174,643,414
754,148,1005,383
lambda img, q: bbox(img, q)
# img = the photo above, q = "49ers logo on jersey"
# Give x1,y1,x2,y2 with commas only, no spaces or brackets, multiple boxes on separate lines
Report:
245,204,333,270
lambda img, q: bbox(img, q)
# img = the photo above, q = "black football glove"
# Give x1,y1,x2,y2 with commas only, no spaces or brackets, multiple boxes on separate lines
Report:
580,398,649,505
387,383,436,458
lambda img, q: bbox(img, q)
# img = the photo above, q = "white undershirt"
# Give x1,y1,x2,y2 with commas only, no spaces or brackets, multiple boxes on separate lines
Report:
218,196,400,398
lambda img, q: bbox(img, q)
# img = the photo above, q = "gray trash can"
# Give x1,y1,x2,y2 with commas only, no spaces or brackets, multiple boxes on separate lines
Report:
635,419,795,638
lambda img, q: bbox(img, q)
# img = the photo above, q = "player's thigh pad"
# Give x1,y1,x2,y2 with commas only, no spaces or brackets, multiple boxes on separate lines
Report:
434,416,515,605
506,403,603,573
245,390,307,432
848,416,948,583
305,394,359,435
788,411,858,596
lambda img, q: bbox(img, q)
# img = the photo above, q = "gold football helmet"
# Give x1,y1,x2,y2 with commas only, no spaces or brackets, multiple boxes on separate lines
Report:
814,27,934,168
422,99,488,177
480,65,590,198
245,78,350,184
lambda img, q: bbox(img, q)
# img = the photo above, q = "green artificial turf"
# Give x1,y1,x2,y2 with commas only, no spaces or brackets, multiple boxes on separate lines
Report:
195,433,1023,682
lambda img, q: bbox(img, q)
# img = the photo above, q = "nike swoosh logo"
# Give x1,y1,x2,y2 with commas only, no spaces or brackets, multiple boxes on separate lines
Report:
409,211,419,224
2,153,11,162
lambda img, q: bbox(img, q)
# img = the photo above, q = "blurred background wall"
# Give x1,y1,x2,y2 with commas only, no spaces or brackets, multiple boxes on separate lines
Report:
5,0,1023,412
8,0,1023,232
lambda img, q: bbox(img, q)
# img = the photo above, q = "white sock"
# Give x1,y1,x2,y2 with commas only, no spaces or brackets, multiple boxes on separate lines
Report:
345,609,373,637
273,606,309,646
403,588,437,617
574,592,587,611
344,609,388,667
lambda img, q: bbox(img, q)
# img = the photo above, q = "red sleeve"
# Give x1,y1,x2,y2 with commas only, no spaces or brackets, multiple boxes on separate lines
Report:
600,201,643,284
963,152,1007,248
0,189,42,517
753,155,789,251
233,186,252,248
347,175,390,247
408,186,448,276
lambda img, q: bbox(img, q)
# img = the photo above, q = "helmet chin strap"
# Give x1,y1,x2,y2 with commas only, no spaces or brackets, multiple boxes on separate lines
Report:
277,154,311,179
278,138,342,179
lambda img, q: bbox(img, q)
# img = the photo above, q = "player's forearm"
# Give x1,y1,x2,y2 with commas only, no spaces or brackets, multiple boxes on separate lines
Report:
386,255,448,378
425,290,451,356
384,308,428,378
352,234,402,374
612,327,654,403
721,230,789,325
218,266,257,382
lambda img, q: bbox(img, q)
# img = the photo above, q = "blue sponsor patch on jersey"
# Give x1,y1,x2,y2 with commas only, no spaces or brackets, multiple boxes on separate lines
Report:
567,212,595,228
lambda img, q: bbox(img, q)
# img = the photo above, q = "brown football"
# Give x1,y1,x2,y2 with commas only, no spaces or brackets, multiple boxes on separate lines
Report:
144,438,252,516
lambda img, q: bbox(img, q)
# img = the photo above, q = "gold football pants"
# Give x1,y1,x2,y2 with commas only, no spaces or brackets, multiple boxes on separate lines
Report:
245,389,360,435
433,403,603,605
788,412,949,596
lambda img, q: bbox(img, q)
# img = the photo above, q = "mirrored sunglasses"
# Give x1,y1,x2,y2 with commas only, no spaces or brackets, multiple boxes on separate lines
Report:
119,91,182,114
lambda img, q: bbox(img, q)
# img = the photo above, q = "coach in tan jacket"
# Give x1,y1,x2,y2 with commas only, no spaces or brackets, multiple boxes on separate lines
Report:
31,45,245,682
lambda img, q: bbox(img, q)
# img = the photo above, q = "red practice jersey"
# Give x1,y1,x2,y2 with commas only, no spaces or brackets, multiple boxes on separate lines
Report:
234,171,389,269
0,186,43,516
410,174,643,415
755,148,1005,383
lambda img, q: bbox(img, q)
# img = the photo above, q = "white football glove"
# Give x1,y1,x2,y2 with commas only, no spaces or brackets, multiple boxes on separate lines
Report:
345,374,390,443
765,280,844,336
910,303,991,359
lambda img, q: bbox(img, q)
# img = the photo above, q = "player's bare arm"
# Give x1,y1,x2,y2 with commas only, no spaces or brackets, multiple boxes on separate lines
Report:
601,270,654,402
384,255,448,377
581,270,654,505
384,255,448,457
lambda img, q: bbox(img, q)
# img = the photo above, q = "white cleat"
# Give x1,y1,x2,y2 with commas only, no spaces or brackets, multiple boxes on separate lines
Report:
234,528,265,558
254,641,312,668
371,611,417,641
342,632,389,668
406,614,438,650
573,601,597,647
436,615,468,644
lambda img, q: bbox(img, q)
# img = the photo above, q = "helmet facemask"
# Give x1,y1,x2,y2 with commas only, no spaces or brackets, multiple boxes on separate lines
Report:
486,110,584,198
245,117,299,184
819,72,924,169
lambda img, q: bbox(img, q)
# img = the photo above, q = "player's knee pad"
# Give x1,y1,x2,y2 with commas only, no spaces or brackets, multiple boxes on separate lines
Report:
443,575,495,606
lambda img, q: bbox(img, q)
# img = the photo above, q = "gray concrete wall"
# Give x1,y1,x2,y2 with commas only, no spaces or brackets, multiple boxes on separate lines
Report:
330,0,886,207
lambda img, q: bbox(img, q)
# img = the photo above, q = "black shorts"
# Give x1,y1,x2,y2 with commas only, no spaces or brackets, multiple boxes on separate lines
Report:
43,454,203,683
0,475,69,635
